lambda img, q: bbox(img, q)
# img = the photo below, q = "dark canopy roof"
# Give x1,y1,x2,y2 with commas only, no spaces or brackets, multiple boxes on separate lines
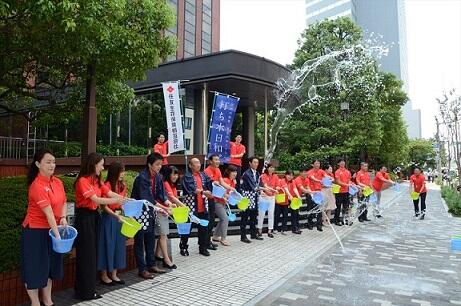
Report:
130,50,292,109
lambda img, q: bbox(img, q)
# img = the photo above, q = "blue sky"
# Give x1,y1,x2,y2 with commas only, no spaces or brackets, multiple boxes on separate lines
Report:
220,0,461,138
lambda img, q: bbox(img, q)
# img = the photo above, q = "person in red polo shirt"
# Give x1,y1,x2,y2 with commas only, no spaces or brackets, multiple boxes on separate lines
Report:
334,159,352,226
307,160,327,231
204,154,235,249
372,165,395,218
277,170,300,235
21,149,67,306
228,134,246,188
74,153,128,301
258,163,280,238
410,166,427,219
356,162,372,222
153,133,169,176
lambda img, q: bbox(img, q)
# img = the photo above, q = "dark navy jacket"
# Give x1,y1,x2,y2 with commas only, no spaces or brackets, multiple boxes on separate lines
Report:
182,171,212,213
241,168,260,192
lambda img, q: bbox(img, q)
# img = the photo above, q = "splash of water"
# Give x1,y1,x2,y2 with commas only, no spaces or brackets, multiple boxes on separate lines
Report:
264,43,389,165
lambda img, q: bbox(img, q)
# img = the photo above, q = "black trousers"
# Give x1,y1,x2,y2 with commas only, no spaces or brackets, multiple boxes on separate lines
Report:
290,207,300,231
74,208,99,300
240,209,258,238
275,205,289,232
358,194,369,221
413,192,427,215
180,212,209,251
306,195,322,227
207,200,216,240
334,193,349,223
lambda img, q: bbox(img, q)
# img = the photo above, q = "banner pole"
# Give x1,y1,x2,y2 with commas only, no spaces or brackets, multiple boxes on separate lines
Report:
178,80,188,174
206,92,219,167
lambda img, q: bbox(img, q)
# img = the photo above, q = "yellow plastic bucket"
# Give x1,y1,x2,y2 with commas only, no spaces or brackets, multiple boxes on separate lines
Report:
172,206,190,224
411,191,420,200
121,217,142,238
275,193,286,204
238,197,250,211
332,184,341,194
363,186,374,197
290,197,302,210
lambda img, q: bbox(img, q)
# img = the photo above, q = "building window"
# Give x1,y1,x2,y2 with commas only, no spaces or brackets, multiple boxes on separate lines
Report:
184,117,192,130
202,0,212,54
185,138,191,150
184,0,196,58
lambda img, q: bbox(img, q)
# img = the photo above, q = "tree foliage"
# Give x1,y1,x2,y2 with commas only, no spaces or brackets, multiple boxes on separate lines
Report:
407,139,436,169
0,0,175,124
276,17,409,170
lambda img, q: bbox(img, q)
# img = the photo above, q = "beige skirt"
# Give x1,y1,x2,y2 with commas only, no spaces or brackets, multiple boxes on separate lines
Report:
321,188,336,210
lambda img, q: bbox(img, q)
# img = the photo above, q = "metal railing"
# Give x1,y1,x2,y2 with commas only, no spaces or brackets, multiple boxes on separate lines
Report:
0,136,23,159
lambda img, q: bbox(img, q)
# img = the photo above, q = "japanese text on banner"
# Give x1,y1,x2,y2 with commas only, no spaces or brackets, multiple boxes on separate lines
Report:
162,82,185,153
208,94,240,163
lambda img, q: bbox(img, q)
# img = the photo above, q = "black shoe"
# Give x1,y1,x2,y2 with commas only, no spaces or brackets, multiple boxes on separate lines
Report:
111,279,125,285
180,249,189,256
241,237,251,243
268,232,274,238
79,292,103,301
100,280,115,286
359,219,364,223
419,215,425,220
292,230,302,234
317,226,323,232
306,225,313,230
207,243,218,250
376,215,383,218
163,262,177,269
199,249,210,256
348,221,353,226
335,222,342,226
254,236,264,240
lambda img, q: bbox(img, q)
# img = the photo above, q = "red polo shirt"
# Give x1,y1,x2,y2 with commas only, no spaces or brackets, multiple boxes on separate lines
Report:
294,176,310,195
260,173,280,196
307,169,326,191
154,141,168,165
335,168,351,193
75,176,110,210
104,181,127,211
229,142,246,166
193,172,206,213
372,171,390,192
204,166,222,182
356,170,371,186
164,181,178,200
410,174,427,193
281,178,299,198
23,174,67,228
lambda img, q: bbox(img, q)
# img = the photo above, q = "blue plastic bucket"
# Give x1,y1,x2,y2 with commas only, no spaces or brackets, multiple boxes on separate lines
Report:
451,237,461,251
322,177,333,187
348,185,359,196
369,193,378,203
228,191,243,206
177,222,192,235
312,192,324,205
199,219,209,227
49,226,78,254
212,184,226,198
228,212,237,222
123,200,145,218
258,196,271,212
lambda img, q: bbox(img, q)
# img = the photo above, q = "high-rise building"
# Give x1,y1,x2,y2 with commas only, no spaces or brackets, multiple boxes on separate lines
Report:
306,0,422,139
167,0,220,60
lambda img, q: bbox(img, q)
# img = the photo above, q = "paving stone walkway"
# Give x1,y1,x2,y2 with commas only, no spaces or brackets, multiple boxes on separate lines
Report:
252,184,461,306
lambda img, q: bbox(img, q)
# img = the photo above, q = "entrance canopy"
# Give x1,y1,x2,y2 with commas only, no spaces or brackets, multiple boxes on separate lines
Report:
131,49,291,110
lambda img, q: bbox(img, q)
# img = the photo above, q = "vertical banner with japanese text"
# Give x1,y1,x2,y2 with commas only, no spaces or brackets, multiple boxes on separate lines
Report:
207,93,240,163
162,81,185,153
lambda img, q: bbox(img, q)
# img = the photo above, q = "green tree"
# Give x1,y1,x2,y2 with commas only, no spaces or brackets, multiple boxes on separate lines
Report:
276,17,408,170
407,139,436,169
0,0,175,155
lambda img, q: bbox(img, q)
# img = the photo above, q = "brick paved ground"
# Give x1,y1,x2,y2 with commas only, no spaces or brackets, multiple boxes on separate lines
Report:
46,184,461,306
252,183,461,306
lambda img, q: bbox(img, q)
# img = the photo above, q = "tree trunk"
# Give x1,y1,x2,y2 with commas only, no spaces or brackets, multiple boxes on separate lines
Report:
82,64,97,162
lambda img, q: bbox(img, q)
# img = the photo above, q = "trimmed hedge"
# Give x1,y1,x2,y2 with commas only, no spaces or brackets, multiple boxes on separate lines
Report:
441,186,461,217
0,171,138,273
